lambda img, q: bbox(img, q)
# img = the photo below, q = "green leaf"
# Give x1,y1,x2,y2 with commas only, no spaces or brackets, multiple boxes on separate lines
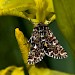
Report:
51,70,73,75
44,21,75,74
0,0,35,19
29,66,73,75
52,0,75,73
53,0,75,53
0,0,55,24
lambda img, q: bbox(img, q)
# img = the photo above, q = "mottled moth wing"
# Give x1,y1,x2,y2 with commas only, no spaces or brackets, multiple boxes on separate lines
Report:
28,47,45,64
28,22,68,64
44,26,68,59
28,24,45,64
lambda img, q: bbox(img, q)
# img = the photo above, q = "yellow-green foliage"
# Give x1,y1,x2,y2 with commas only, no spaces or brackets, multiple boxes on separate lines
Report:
0,0,75,75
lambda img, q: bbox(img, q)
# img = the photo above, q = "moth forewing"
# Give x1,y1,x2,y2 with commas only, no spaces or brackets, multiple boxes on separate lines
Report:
28,22,68,64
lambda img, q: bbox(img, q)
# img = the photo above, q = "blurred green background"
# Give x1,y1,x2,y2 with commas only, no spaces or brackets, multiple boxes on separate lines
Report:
0,15,75,74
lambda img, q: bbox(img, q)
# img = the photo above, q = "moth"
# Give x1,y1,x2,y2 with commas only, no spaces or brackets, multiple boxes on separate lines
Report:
28,22,68,64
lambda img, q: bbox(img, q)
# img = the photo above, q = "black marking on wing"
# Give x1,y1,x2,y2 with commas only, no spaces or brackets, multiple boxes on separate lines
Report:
28,43,45,64
28,22,68,64
44,27,68,59
28,23,46,64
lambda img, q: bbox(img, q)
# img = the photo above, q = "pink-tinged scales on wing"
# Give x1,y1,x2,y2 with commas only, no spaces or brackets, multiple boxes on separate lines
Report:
28,22,68,64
